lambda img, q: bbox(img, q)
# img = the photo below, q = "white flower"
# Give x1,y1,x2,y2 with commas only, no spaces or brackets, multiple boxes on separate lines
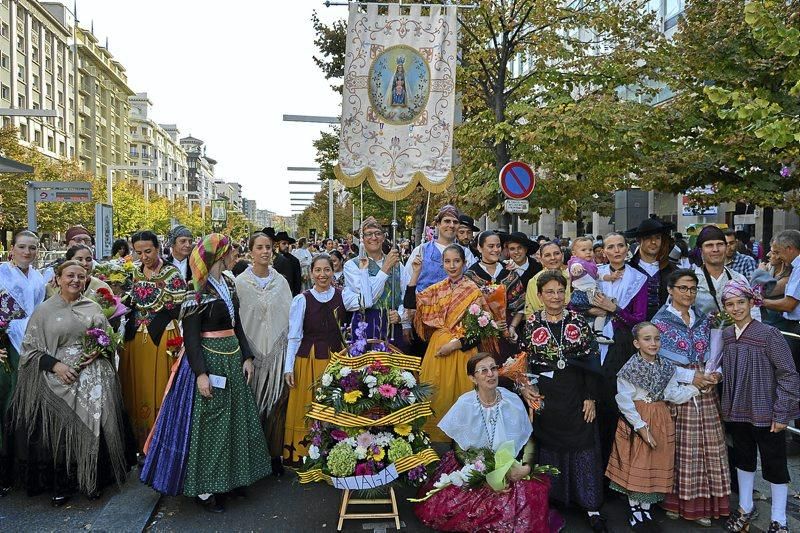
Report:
368,388,376,398
321,373,333,387
407,433,415,443
339,367,351,377
450,471,465,487
460,464,476,480
400,371,416,388
345,437,357,448
364,375,378,388
308,445,320,460
433,473,452,489
355,446,368,460
407,392,416,404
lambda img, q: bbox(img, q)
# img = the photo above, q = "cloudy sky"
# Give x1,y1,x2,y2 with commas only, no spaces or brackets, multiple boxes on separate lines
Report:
72,0,342,216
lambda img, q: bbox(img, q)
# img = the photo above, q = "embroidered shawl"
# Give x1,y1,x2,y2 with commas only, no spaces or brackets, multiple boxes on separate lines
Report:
617,352,676,402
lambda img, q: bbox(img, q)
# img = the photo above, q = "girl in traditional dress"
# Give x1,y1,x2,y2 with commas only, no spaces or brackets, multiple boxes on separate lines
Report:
141,233,270,513
121,231,187,452
0,230,46,493
235,232,292,476
403,244,508,443
283,254,345,465
329,250,346,289
606,322,699,529
465,230,525,359
10,261,133,505
652,268,730,526
720,280,800,533
414,352,561,533
519,270,606,532
46,244,112,298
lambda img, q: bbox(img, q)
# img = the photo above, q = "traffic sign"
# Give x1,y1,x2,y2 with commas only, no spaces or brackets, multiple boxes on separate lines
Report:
504,199,529,214
499,161,535,199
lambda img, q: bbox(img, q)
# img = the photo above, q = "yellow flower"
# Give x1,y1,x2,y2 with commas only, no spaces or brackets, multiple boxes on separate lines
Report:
394,424,412,436
343,390,363,404
372,447,386,461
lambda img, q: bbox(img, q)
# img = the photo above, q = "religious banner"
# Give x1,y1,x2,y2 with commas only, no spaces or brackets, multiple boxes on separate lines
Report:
335,3,457,201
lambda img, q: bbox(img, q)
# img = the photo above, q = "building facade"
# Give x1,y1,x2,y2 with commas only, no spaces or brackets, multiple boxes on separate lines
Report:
180,135,215,215
242,198,256,223
127,92,188,201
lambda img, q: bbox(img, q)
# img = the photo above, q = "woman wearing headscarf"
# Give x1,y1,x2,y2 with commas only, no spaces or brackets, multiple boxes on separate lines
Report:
165,225,195,282
234,232,292,476
141,233,269,513
120,231,187,452
9,260,134,505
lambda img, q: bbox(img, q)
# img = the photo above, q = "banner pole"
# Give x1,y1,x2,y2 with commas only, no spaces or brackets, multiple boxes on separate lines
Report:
423,191,431,243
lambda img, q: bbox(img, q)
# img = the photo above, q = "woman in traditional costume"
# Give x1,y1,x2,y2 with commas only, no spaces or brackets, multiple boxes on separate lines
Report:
464,230,526,360
329,250,346,289
592,232,648,471
652,268,730,526
235,232,292,475
46,244,112,299
0,230,46,493
403,244,507,443
720,280,799,533
10,261,133,505
414,352,562,533
283,254,345,465
121,231,187,452
606,322,699,529
141,233,269,513
519,270,607,532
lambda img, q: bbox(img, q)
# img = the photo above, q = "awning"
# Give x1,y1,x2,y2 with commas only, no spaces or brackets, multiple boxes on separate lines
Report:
0,155,33,173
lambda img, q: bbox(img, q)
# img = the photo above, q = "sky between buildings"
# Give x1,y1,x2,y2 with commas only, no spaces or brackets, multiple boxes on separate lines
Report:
73,0,342,216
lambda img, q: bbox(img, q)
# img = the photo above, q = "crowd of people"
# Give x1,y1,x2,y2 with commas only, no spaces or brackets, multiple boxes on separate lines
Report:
0,208,798,532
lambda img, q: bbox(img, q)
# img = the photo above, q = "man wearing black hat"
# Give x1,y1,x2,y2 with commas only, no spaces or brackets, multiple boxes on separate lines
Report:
505,232,541,290
457,214,480,259
626,217,676,320
265,228,302,296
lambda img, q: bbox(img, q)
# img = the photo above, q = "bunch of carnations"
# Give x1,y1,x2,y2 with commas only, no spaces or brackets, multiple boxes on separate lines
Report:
77,325,122,372
88,287,129,320
165,336,184,358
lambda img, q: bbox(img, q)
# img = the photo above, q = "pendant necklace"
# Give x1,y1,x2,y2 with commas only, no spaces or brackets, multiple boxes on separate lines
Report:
478,389,501,448
541,310,567,369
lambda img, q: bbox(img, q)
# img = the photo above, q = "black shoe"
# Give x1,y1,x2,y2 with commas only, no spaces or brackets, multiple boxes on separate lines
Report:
195,495,225,513
0,486,10,497
588,514,608,532
271,456,285,477
137,453,146,468
51,494,71,507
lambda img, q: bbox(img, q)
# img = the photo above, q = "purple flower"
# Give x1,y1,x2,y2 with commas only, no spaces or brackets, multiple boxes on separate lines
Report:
339,373,360,392
330,429,348,441
311,434,323,447
780,165,792,178
407,465,426,481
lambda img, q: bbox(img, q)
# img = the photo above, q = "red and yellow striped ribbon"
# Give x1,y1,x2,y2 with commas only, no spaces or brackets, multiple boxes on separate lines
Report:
297,447,439,485
330,349,423,372
306,401,432,428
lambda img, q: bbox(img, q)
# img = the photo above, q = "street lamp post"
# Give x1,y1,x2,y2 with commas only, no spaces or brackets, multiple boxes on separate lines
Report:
106,164,157,205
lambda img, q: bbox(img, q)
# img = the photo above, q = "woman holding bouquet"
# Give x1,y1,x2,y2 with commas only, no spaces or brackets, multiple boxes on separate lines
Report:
283,254,345,465
414,352,561,532
652,269,729,526
465,230,526,359
519,270,606,532
9,260,134,505
404,244,507,443
142,233,269,513
121,231,187,452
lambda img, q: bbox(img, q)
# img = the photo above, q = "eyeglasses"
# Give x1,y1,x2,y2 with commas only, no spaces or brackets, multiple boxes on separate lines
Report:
541,289,566,296
474,365,499,376
673,285,698,294
363,231,384,239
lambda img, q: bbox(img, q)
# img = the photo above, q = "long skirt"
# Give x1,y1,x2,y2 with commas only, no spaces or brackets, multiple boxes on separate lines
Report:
120,328,179,450
598,326,635,469
182,336,270,497
414,451,562,533
661,389,730,520
421,329,476,443
140,355,195,495
606,401,675,503
537,441,604,511
0,336,19,461
283,348,328,465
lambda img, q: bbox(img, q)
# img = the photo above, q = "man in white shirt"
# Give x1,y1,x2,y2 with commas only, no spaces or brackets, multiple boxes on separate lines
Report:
292,238,314,289
165,225,194,281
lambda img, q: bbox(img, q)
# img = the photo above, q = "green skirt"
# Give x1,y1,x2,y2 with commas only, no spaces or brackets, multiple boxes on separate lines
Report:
183,335,271,496
0,336,19,450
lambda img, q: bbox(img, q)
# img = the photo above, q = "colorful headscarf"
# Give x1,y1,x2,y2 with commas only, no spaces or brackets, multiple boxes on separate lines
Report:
721,278,762,306
168,225,193,247
188,233,231,293
435,204,459,223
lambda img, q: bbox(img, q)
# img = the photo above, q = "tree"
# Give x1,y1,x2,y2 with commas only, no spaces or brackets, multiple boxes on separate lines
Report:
455,0,667,222
640,0,800,211
296,183,354,239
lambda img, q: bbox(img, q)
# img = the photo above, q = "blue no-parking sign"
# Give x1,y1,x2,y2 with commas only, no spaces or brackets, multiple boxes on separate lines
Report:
499,161,535,199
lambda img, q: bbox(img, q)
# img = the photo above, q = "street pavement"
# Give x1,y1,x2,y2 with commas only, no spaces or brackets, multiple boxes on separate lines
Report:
1,440,799,532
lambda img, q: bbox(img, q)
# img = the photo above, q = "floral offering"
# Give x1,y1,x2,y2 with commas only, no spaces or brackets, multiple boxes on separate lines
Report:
87,287,129,320
461,303,502,346
94,259,136,292
78,325,123,372
0,291,26,373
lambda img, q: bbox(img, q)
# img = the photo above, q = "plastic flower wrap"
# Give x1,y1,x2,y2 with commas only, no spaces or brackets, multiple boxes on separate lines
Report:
87,287,129,320
0,291,26,373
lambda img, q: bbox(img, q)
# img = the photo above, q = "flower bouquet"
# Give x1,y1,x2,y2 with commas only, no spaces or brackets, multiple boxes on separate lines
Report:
87,287,129,320
462,303,503,346
479,284,507,323
77,325,123,371
705,310,733,375
165,336,184,358
0,290,26,373
410,441,559,501
94,259,136,294
499,353,543,419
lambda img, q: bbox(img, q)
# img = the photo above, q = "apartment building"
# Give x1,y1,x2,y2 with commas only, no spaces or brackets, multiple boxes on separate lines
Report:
181,134,215,215
0,0,75,159
242,198,256,223
127,92,188,201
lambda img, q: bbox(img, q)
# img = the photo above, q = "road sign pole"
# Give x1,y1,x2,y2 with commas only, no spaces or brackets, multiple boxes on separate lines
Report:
27,182,36,232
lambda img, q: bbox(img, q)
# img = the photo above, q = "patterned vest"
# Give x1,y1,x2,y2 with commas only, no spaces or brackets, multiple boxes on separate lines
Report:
416,242,447,293
645,270,661,321
368,258,402,309
297,289,345,359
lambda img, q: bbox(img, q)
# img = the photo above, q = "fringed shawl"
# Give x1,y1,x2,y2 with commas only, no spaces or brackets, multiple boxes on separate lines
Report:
11,295,129,494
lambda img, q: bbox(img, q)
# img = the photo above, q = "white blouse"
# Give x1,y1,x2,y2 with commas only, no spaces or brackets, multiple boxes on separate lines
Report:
616,372,699,430
285,286,347,374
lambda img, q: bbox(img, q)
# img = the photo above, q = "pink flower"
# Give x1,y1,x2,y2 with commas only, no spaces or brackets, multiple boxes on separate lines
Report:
355,462,375,476
356,432,375,447
473,459,486,472
477,315,490,327
468,303,481,316
564,323,581,343
694,340,707,352
378,384,398,398
677,340,689,350
330,429,348,441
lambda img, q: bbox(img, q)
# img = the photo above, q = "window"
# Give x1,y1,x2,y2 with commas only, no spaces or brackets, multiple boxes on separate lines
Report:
46,83,52,97
32,74,39,86
19,123,27,141
58,91,64,105
17,94,24,107
34,130,41,146
17,65,24,80
0,54,7,69
45,57,51,71
57,66,63,79
17,35,24,53
47,136,54,152
32,46,39,61
0,23,8,38
60,141,65,156
0,84,8,100
665,0,683,29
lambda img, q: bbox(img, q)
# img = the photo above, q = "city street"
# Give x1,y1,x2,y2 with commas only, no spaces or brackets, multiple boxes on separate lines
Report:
2,441,799,532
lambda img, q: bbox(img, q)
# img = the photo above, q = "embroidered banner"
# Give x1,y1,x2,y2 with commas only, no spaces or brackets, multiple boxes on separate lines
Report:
335,3,457,201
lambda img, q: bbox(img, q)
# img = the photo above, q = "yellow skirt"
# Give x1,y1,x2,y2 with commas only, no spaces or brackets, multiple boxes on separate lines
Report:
120,328,179,451
283,348,329,465
421,329,477,443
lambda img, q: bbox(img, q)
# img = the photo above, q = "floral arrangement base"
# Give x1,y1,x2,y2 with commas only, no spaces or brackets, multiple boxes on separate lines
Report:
337,487,400,531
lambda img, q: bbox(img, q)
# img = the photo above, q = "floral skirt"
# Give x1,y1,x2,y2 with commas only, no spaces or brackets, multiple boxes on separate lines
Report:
414,451,562,533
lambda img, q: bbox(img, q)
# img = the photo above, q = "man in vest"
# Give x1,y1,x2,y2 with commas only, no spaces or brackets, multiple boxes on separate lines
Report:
626,217,676,320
